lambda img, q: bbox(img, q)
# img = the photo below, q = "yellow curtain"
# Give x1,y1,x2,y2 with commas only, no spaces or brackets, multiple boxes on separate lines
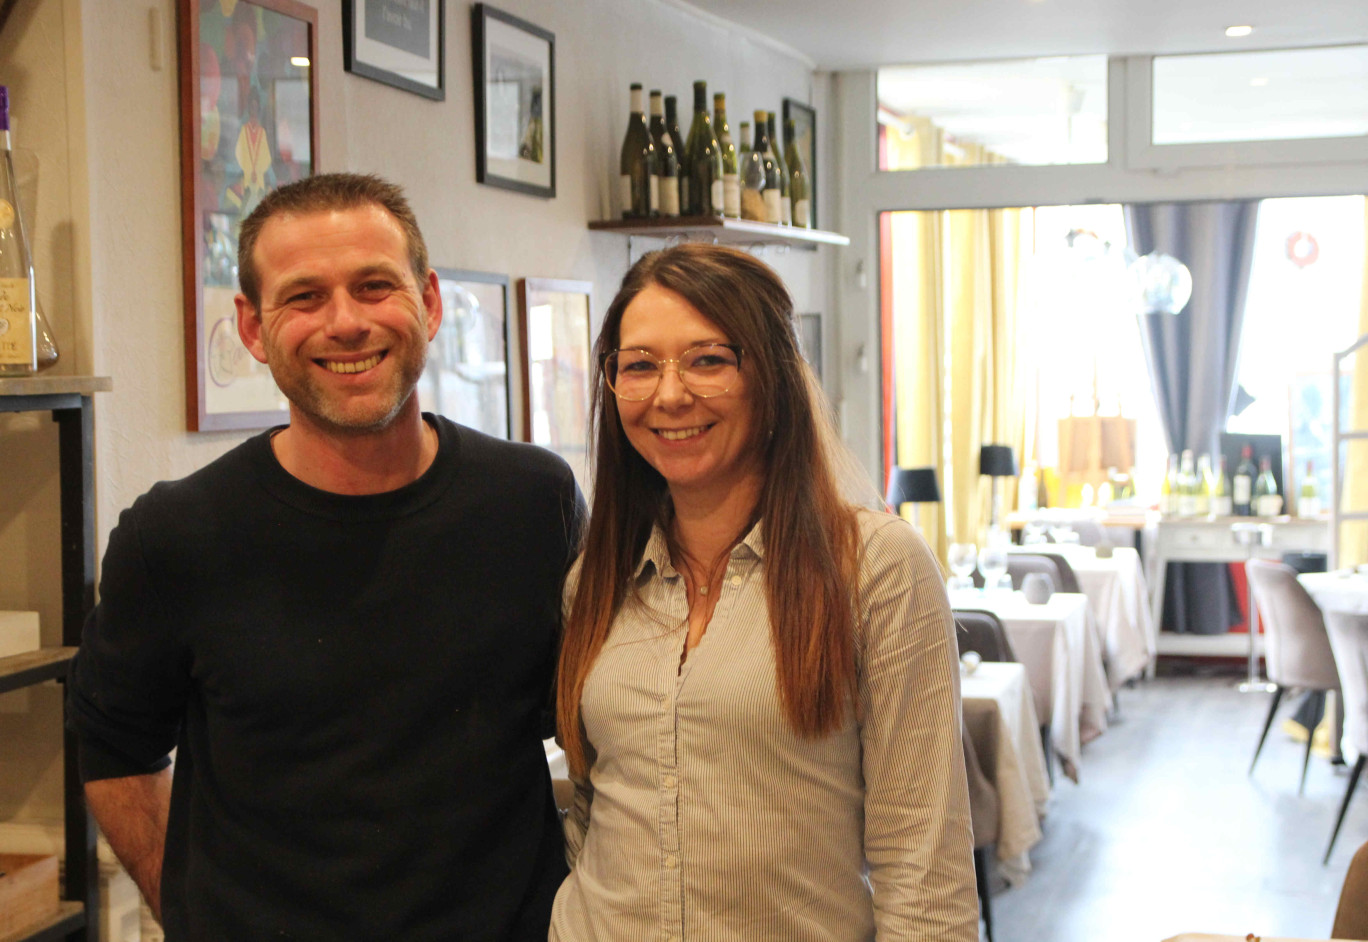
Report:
1340,198,1368,568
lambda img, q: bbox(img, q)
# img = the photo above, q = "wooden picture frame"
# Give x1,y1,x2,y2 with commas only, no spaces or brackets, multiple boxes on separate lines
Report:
419,268,512,439
472,4,556,198
179,0,318,431
518,278,592,489
343,0,445,101
783,98,817,229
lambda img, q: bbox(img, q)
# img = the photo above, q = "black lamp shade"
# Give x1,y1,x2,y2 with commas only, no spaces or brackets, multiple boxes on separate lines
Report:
979,444,1018,477
886,467,941,506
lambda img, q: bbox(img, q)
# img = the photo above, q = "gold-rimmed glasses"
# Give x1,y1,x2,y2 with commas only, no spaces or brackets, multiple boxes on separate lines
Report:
603,343,744,401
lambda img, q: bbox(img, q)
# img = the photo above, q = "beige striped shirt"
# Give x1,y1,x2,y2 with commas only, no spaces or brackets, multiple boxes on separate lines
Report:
550,510,978,941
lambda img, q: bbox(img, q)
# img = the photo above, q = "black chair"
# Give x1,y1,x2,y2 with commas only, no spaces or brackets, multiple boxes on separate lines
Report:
962,726,999,942
954,609,1016,663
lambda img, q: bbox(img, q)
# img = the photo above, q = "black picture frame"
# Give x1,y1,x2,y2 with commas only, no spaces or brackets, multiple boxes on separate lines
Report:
343,0,445,101
419,268,512,439
472,3,556,198
782,98,817,229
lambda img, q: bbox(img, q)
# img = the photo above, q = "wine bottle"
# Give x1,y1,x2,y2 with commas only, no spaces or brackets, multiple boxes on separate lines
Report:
1233,444,1256,516
783,116,810,229
1298,460,1321,517
738,121,752,167
683,81,724,218
618,84,657,219
1159,454,1177,515
0,85,39,375
713,93,740,218
1210,455,1234,516
744,111,781,224
665,95,687,212
1195,453,1212,516
1177,450,1197,517
648,90,680,218
1253,456,1281,517
765,112,791,226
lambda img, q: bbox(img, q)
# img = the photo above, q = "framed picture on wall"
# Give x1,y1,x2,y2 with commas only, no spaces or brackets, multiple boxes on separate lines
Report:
518,278,592,489
343,0,446,100
418,269,512,438
782,98,817,229
472,4,556,198
178,0,318,431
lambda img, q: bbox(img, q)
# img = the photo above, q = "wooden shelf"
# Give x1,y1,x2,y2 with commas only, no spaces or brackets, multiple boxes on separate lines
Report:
0,649,77,696
0,377,112,398
590,216,849,249
0,902,84,942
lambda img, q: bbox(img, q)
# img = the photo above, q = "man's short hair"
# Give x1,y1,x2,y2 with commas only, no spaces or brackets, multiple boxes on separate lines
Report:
237,173,430,311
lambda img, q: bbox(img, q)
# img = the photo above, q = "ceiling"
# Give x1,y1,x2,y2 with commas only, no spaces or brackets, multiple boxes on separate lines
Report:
680,0,1368,71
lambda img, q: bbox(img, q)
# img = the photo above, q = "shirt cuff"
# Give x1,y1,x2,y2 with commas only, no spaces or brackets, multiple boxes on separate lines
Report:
78,736,172,783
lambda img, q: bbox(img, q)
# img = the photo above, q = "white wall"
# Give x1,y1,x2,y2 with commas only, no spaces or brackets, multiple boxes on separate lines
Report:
0,0,835,818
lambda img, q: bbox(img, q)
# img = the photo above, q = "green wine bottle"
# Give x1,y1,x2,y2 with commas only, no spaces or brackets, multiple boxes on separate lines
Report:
765,112,791,226
648,90,680,217
713,92,740,218
745,111,780,223
618,84,657,219
784,117,810,229
684,81,723,217
664,95,687,213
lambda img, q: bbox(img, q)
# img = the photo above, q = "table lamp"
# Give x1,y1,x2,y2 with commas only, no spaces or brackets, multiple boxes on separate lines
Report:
979,444,1018,530
886,467,941,529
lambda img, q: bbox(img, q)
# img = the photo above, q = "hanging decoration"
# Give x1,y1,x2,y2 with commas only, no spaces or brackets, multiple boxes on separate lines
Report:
1285,231,1319,269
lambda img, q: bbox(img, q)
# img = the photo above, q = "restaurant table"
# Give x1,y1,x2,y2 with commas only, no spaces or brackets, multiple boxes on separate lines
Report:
1012,543,1155,690
1299,569,1368,761
960,660,1049,886
950,588,1112,782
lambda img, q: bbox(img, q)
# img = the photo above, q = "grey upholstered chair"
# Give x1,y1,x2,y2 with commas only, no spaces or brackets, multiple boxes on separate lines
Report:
953,609,1017,664
1006,554,1061,594
1021,551,1082,594
962,725,999,942
1244,559,1343,795
1323,611,1368,864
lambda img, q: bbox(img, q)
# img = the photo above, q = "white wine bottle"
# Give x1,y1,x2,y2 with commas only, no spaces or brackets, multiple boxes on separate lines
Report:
1210,456,1233,516
738,121,752,168
1298,460,1321,516
745,111,781,224
684,81,724,217
648,90,680,218
783,116,810,229
765,112,791,226
664,95,687,212
712,92,740,218
0,85,40,375
618,83,657,219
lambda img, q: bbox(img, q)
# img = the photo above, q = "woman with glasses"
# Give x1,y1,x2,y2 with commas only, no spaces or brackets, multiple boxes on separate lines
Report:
551,244,976,941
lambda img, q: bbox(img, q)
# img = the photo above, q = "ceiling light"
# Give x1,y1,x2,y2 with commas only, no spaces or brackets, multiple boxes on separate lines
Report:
291,56,311,67
1225,25,1253,37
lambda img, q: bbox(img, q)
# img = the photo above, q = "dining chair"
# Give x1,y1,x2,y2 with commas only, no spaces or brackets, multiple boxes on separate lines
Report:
1322,610,1368,865
1332,838,1368,937
1006,555,1061,594
1244,559,1342,795
1063,519,1107,546
1021,551,1082,595
954,609,1018,663
962,724,999,942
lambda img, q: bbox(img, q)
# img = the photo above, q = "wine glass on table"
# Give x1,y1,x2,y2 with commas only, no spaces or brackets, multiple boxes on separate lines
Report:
947,542,977,593
979,544,1010,595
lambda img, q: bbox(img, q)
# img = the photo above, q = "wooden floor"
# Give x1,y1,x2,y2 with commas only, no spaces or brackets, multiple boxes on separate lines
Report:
989,664,1368,942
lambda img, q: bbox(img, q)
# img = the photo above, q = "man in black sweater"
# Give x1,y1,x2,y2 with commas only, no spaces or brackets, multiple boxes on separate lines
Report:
68,173,582,939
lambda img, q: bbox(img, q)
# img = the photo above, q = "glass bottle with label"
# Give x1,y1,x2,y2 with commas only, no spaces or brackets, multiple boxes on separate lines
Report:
1195,453,1213,516
764,112,791,226
1210,455,1234,516
784,117,811,228
738,120,752,168
664,95,686,211
712,92,740,218
1253,456,1281,517
683,81,724,218
648,90,680,218
1177,450,1198,517
1233,444,1257,515
1159,453,1177,515
618,84,656,219
1298,460,1321,516
742,112,781,224
0,85,40,374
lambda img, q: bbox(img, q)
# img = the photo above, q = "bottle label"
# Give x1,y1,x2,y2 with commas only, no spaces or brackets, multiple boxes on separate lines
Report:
709,179,724,216
618,174,634,217
0,199,13,229
1299,496,1321,517
659,177,680,216
780,196,792,226
793,198,811,228
1233,477,1252,505
1177,494,1196,517
1211,496,1233,516
0,277,34,365
763,188,781,224
649,176,660,213
740,188,767,221
722,174,740,217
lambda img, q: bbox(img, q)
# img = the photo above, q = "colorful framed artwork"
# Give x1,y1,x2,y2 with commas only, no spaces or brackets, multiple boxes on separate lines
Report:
782,98,817,230
518,278,592,489
418,268,511,439
178,0,318,431
343,0,445,101
472,4,555,198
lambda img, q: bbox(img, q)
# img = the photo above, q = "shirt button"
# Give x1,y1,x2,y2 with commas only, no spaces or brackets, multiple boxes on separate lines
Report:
662,774,677,788
730,574,743,587
664,854,679,869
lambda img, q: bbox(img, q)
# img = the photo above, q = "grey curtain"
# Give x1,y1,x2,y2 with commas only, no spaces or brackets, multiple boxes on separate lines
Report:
1124,200,1260,634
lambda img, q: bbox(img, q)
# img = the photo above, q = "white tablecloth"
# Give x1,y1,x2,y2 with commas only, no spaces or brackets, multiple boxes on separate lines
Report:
950,589,1112,782
960,661,1049,886
1300,569,1368,762
1299,569,1368,615
1013,544,1156,690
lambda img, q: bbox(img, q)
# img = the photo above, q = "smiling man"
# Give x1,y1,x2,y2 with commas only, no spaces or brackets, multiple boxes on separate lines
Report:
68,174,582,940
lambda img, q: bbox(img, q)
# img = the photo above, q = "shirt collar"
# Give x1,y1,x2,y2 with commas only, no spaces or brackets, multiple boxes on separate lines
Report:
634,518,765,580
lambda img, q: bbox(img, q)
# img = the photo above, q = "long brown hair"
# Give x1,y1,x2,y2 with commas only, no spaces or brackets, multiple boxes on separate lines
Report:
556,244,863,777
